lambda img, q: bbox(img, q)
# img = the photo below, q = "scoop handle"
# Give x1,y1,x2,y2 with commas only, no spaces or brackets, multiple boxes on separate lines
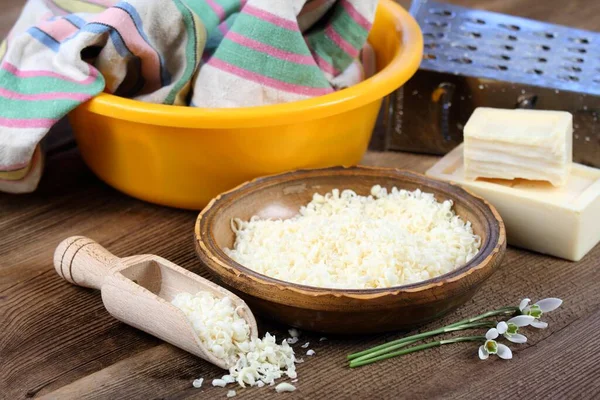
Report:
54,236,120,290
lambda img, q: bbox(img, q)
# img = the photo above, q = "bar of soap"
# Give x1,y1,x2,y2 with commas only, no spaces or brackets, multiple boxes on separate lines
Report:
464,108,573,187
427,144,600,261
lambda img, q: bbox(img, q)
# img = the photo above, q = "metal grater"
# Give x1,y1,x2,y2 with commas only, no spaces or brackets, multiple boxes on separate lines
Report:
384,0,600,167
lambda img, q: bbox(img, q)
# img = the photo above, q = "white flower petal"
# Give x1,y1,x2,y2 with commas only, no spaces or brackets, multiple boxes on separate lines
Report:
478,346,489,360
535,298,563,313
496,344,513,360
519,298,531,312
486,328,499,340
508,315,535,327
496,321,508,334
530,320,548,329
506,333,527,344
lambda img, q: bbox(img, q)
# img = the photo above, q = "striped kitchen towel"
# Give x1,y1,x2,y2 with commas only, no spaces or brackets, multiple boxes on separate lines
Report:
0,0,378,194
0,0,205,194
192,0,377,107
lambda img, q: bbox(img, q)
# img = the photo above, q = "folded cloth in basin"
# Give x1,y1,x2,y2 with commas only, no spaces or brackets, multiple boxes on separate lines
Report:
0,0,377,194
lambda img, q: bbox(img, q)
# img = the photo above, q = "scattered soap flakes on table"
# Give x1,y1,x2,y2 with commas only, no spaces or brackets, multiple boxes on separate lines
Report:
173,291,297,389
306,350,316,356
227,390,237,398
288,328,300,338
301,342,310,348
192,378,204,388
213,379,227,387
275,382,297,393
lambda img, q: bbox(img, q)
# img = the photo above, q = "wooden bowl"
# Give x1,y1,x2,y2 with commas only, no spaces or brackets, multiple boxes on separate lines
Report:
194,167,506,334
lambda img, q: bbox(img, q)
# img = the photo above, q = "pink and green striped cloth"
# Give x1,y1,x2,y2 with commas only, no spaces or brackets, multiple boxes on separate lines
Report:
0,0,378,193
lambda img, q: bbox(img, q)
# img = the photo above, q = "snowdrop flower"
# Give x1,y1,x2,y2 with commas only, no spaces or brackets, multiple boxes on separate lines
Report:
495,315,534,343
519,298,563,329
478,328,512,360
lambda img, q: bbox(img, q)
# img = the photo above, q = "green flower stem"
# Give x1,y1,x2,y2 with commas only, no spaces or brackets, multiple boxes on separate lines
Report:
347,307,518,362
445,306,519,328
349,336,486,368
349,321,493,364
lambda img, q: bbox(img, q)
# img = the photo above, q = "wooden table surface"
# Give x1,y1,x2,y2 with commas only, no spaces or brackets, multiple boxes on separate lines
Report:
1,1,599,399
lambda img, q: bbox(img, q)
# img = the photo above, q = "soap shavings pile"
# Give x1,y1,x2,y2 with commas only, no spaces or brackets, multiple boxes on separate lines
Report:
226,186,482,289
172,292,298,392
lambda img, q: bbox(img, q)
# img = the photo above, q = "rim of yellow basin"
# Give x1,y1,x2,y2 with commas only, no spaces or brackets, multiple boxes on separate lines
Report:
78,0,423,129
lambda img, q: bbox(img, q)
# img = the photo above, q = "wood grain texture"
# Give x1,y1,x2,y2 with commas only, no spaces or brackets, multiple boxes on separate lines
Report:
1,1,600,399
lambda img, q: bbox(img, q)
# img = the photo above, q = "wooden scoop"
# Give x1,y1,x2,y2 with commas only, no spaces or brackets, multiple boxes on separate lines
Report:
53,236,258,370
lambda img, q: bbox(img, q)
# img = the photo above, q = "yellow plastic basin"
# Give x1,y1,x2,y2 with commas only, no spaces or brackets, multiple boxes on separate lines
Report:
69,0,423,209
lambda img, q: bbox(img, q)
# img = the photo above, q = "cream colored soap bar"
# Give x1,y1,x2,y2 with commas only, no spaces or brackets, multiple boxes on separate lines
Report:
427,144,600,261
464,108,573,186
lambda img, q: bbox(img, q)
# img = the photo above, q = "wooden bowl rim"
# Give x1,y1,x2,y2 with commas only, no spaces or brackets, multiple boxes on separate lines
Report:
195,166,506,300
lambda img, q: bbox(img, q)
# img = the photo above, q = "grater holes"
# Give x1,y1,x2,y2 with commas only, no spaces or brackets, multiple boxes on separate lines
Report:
569,37,590,44
463,31,482,39
535,31,557,39
429,9,454,17
538,45,551,51
450,57,473,64
466,18,486,25
538,57,548,63
424,42,438,49
506,35,518,41
423,32,445,39
486,65,509,71
558,75,580,82
499,23,520,31
568,47,587,53
565,57,585,63
450,43,478,51
426,19,449,28
423,53,437,60
503,45,515,51
492,54,511,61
563,65,583,73
528,69,544,75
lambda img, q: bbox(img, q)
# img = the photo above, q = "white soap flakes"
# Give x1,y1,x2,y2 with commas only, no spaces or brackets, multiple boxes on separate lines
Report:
227,390,237,398
275,382,297,393
172,292,250,364
225,186,481,289
213,379,227,388
286,337,299,345
257,381,265,388
231,333,296,388
291,379,298,383
192,378,204,388
319,337,327,342
301,342,310,348
288,328,300,338
286,370,297,379
173,291,297,390
306,350,315,356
